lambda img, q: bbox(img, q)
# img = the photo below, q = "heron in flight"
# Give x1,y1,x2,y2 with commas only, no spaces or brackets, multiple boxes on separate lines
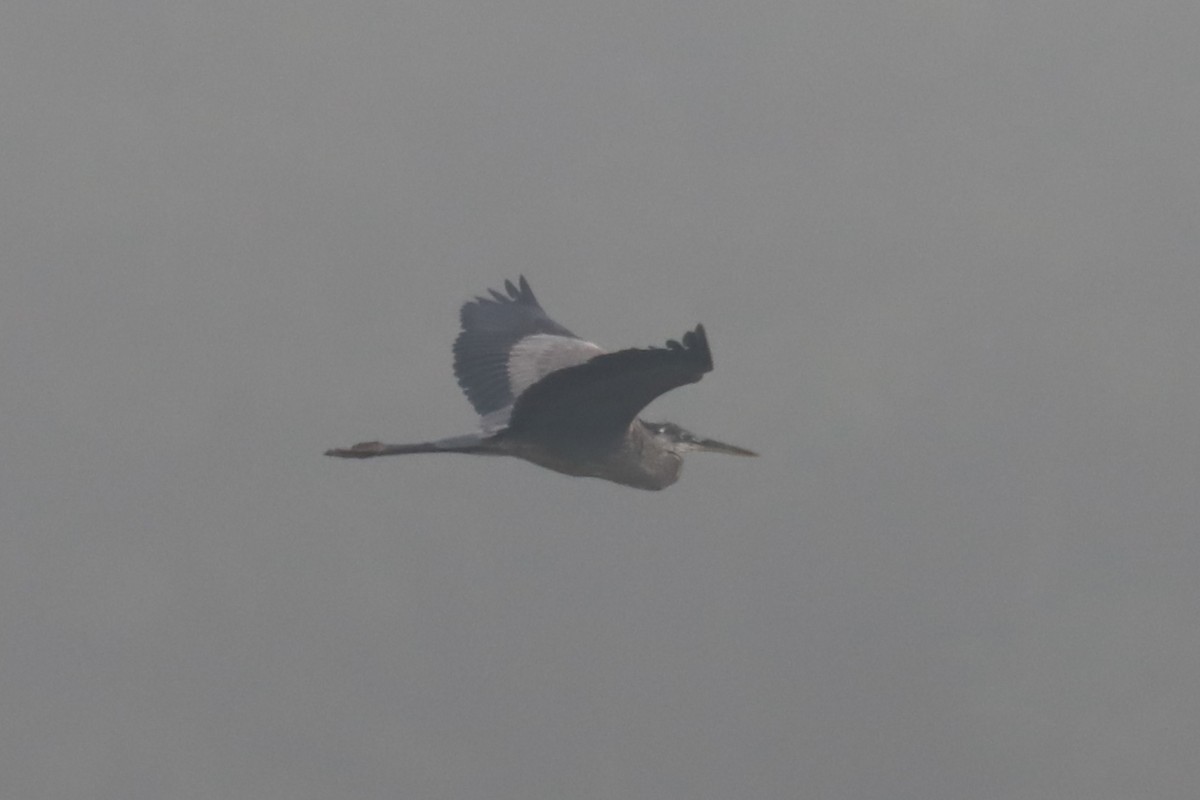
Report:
325,277,756,490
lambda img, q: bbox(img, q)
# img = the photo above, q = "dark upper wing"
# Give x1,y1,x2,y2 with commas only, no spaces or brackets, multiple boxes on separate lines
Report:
452,276,581,416
505,325,713,445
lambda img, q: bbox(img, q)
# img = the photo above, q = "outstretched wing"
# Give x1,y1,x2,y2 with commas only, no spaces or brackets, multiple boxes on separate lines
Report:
452,277,600,416
505,325,713,445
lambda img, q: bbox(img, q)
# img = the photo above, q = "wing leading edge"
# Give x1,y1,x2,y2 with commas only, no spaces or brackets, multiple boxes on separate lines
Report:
505,324,713,445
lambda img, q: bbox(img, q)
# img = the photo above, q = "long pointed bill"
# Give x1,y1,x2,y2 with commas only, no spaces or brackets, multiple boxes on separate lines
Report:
694,438,758,457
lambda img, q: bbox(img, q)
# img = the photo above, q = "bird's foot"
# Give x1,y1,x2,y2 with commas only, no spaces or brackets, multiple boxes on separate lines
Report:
325,441,386,458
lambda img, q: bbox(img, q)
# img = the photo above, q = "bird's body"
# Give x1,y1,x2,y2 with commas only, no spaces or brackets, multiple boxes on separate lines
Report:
493,419,685,490
326,277,755,489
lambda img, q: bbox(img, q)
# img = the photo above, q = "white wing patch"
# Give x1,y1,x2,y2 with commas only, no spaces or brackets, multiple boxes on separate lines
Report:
479,408,513,434
507,334,605,399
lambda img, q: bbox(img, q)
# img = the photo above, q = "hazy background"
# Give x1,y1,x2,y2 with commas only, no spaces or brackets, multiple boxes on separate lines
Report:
3,2,1199,798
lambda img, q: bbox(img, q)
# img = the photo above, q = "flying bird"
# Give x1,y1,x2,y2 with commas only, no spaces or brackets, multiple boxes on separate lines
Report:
325,277,755,490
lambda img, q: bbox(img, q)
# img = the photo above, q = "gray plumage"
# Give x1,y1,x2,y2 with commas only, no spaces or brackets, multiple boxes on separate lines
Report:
326,277,755,490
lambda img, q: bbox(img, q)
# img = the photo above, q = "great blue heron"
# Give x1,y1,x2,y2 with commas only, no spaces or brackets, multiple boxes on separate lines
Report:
325,277,756,490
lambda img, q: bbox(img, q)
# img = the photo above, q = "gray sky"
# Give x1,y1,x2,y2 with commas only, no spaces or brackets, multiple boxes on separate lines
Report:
3,2,1199,798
